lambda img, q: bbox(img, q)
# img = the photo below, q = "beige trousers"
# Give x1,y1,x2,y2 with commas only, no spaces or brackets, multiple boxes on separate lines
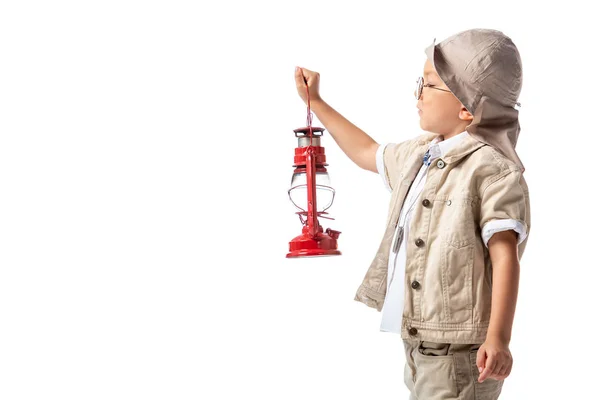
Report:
403,339,504,400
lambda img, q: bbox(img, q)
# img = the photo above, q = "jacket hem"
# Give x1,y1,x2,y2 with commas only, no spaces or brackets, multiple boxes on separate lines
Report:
400,318,489,344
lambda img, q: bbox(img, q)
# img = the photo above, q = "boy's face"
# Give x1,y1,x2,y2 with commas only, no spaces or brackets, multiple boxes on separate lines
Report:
416,59,473,139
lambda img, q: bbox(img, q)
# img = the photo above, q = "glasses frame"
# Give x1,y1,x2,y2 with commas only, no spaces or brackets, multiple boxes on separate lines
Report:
415,76,452,100
415,77,522,108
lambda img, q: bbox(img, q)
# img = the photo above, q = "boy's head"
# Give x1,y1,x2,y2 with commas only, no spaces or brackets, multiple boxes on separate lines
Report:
416,58,473,140
419,29,525,172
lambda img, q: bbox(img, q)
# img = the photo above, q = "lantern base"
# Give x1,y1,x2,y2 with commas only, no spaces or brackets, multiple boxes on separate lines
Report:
286,248,342,258
286,228,341,258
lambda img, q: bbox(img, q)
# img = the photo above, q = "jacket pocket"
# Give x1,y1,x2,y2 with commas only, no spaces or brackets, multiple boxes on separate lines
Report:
441,241,474,324
443,195,476,249
441,195,475,324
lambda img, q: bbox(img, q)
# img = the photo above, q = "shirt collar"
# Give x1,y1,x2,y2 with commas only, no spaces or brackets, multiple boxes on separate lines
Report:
428,130,469,158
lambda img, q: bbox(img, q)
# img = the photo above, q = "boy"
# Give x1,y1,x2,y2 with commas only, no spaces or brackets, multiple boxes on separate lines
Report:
294,28,530,399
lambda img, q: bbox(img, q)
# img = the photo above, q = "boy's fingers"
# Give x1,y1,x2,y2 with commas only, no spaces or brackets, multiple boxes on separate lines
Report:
476,348,486,371
297,68,308,85
478,359,496,383
492,361,504,377
295,67,303,82
497,364,509,378
504,363,512,377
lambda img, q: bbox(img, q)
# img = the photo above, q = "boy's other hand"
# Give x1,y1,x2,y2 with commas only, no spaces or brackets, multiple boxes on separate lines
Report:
476,337,513,382
295,66,323,106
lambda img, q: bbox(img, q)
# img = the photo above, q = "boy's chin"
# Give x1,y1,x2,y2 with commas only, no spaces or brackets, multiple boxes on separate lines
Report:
419,120,442,135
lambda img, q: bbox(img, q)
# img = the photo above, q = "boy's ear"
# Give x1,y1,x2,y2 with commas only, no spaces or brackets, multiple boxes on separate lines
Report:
459,107,474,122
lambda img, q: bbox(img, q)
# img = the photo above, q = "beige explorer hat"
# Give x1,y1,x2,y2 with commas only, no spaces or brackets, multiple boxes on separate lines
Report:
425,28,526,172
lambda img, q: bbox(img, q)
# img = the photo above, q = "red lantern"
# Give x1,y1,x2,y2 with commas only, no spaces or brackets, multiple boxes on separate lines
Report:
287,125,341,258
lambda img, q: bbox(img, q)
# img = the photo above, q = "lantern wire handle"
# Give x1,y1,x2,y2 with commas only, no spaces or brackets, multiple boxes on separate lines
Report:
302,74,318,236
304,76,313,146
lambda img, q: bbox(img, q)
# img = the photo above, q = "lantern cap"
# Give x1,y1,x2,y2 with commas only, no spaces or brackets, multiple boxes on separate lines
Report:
294,126,325,137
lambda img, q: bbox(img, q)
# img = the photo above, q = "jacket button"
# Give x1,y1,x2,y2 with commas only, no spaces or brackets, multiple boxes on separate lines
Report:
408,327,418,336
411,281,420,289
437,159,446,168
415,238,424,247
422,199,430,207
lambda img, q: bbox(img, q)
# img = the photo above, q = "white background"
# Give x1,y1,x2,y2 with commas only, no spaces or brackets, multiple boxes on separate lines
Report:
1,1,598,399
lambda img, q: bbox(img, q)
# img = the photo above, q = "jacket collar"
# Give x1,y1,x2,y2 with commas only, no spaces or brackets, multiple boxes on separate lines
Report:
428,131,469,158
416,130,487,165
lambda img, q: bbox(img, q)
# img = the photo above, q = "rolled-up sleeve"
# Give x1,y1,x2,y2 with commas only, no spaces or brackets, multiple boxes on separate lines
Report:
375,138,414,192
481,218,528,248
376,143,392,192
479,169,531,249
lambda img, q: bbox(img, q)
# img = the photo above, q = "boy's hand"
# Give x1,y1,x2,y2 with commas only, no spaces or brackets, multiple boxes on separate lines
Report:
295,66,323,106
476,337,513,383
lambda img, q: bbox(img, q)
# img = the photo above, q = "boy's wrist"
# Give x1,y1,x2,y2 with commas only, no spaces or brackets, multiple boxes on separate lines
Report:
485,330,511,346
308,97,326,112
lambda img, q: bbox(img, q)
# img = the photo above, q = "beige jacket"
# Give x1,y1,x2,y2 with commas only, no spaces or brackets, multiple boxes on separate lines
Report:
354,131,531,344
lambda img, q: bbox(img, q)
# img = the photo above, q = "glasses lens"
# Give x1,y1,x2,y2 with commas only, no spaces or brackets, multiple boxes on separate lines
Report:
416,77,422,100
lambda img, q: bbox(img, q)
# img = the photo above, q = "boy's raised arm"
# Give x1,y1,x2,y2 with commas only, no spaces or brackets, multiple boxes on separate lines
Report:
295,67,379,173
309,99,379,173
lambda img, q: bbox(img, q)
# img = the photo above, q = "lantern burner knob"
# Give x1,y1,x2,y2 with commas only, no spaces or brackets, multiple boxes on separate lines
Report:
325,228,341,240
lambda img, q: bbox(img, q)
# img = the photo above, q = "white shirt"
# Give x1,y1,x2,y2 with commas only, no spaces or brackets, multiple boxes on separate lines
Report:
375,131,528,334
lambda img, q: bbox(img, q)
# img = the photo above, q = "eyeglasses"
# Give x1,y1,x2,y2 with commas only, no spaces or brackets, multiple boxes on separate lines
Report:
415,76,452,100
414,76,522,108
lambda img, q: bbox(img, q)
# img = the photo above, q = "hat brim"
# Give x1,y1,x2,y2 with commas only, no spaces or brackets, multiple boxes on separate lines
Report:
423,38,475,115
